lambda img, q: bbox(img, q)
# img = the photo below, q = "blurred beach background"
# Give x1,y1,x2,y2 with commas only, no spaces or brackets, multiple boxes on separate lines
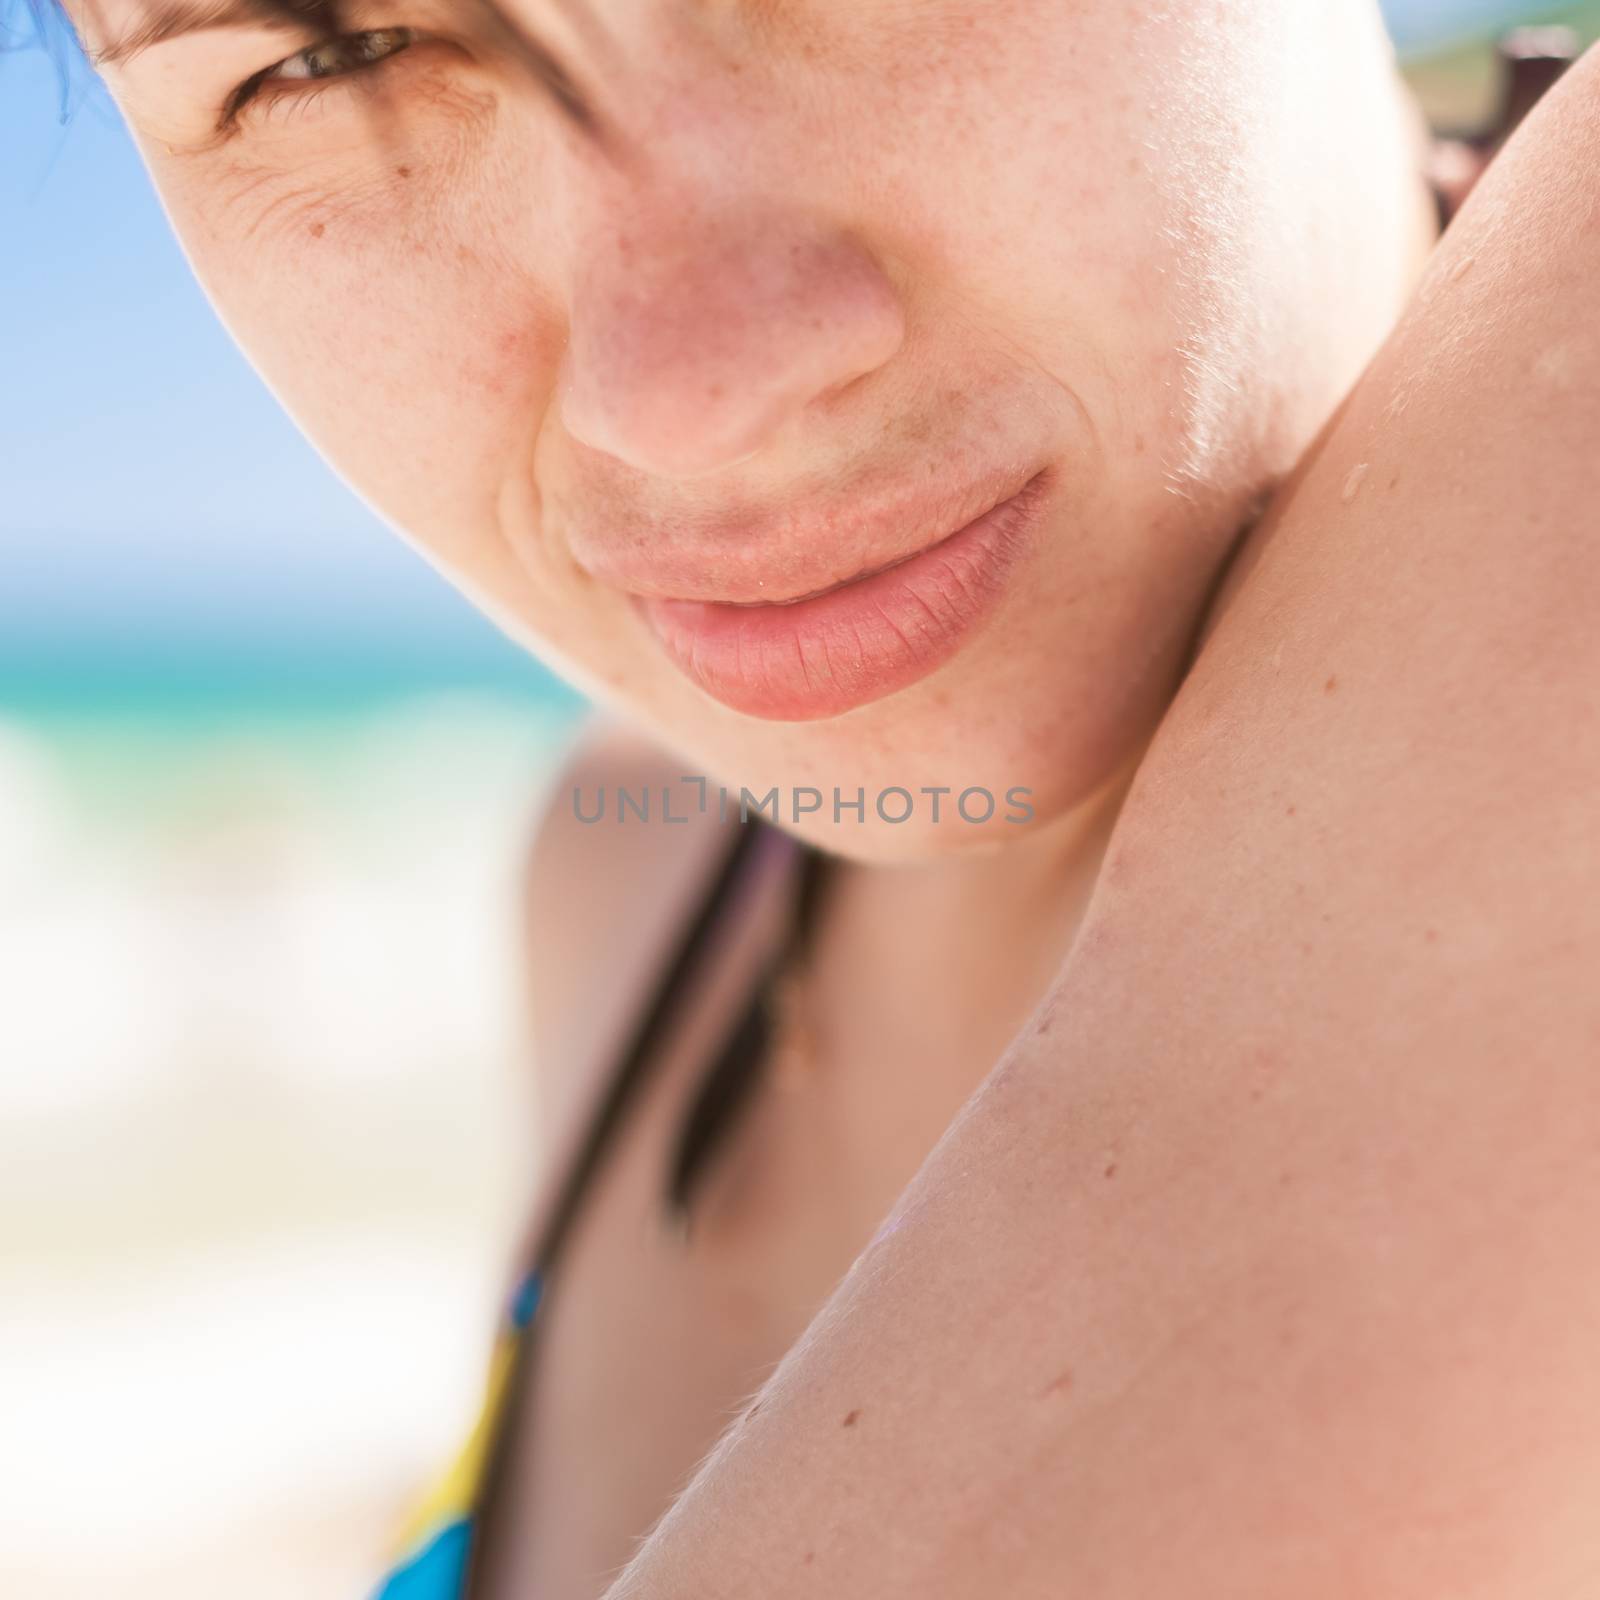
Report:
4,2,1599,1596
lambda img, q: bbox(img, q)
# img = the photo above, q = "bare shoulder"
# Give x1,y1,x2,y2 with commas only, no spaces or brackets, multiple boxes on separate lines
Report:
519,714,728,1168
1005,41,1600,1587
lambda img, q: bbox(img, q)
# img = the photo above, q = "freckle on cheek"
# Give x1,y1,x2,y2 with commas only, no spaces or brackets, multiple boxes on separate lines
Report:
309,222,325,239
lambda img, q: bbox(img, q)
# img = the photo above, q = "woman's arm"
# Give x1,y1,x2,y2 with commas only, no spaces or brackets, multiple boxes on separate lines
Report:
602,50,1600,1599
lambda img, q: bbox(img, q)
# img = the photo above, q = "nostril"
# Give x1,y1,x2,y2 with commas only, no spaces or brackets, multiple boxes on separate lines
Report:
817,364,881,412
560,363,800,480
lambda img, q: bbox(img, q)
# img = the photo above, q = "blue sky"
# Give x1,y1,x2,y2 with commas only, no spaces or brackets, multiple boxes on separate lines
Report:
0,1,1566,708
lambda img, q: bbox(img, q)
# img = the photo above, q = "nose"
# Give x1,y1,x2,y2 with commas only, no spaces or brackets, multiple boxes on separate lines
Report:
559,200,905,479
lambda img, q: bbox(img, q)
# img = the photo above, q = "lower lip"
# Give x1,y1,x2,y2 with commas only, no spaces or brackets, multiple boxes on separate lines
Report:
632,472,1051,722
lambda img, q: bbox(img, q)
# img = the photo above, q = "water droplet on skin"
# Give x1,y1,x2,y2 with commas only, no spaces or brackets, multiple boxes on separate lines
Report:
1341,463,1370,504
1448,254,1476,282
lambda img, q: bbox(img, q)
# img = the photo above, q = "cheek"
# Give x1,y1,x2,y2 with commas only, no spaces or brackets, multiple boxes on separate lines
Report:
162,127,565,552
852,14,1188,399
868,1,1287,473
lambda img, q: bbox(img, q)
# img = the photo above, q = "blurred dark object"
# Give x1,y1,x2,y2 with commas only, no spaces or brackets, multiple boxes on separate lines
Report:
1429,27,1582,227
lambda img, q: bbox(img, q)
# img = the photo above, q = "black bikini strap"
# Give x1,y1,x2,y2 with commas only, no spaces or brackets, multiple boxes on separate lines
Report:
465,816,809,1596
528,815,772,1277
663,838,834,1229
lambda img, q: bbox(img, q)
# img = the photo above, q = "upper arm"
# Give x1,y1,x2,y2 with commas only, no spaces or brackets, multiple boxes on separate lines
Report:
604,49,1600,1600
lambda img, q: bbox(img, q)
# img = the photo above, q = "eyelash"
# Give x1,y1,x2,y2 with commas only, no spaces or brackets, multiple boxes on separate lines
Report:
225,28,417,124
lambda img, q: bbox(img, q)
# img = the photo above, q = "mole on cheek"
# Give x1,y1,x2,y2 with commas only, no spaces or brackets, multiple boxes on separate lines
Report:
309,222,326,239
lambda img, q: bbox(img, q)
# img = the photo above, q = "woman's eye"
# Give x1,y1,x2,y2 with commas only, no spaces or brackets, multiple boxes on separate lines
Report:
228,28,415,119
267,28,415,84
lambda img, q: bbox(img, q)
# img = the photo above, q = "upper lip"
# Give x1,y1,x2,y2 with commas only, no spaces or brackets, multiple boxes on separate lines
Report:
565,460,1045,607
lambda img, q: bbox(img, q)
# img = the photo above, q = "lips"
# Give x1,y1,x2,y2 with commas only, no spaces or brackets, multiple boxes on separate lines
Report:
627,470,1051,721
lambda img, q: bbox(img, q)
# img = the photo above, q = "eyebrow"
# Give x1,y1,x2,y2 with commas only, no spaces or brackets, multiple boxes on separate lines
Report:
87,1,309,68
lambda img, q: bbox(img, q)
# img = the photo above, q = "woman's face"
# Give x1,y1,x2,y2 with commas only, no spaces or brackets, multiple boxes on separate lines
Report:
78,0,1417,857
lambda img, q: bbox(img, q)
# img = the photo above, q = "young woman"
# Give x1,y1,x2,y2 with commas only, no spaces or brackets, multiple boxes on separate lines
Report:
41,2,1600,1595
